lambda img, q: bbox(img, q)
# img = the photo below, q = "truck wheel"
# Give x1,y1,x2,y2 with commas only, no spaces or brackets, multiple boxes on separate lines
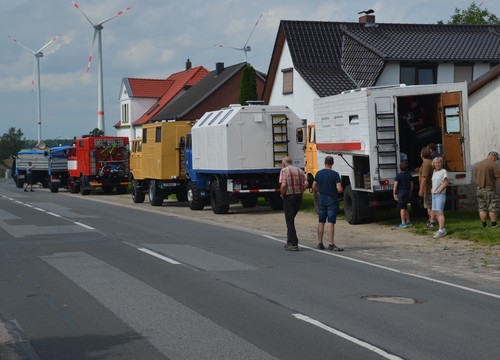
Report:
49,182,59,193
16,178,25,189
131,180,145,203
68,177,80,193
187,181,204,210
175,183,188,202
241,196,258,208
343,185,372,224
269,194,284,210
80,176,91,195
210,179,229,214
149,180,163,206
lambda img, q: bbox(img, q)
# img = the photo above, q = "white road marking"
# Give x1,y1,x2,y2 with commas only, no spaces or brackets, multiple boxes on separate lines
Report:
73,222,95,230
293,313,403,360
138,247,181,265
261,234,500,300
47,212,62,218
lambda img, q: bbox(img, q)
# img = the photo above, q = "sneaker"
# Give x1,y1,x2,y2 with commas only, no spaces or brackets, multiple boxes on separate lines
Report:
285,245,298,251
328,244,344,251
316,243,325,250
24,189,28,192
426,221,436,228
397,223,408,229
30,189,34,192
284,243,292,249
405,221,413,227
492,223,498,229
433,229,447,239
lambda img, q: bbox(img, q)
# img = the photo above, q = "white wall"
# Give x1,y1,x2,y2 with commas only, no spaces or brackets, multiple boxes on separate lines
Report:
268,41,319,125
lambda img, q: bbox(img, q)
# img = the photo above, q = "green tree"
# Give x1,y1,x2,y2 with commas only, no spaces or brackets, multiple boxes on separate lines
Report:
89,128,105,136
438,1,500,24
0,127,25,160
239,65,258,105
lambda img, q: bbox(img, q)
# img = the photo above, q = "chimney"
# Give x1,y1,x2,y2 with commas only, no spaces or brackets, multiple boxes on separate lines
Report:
216,62,224,75
186,58,192,71
359,14,376,27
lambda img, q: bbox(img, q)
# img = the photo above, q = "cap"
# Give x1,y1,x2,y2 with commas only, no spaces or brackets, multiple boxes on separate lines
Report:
488,151,499,160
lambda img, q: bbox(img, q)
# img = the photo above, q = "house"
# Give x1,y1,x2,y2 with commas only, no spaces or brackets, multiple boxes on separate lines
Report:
460,64,500,210
149,62,266,123
262,14,500,126
116,60,209,140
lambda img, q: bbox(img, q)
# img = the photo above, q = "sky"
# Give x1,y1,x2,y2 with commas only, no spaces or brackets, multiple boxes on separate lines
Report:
1,0,499,141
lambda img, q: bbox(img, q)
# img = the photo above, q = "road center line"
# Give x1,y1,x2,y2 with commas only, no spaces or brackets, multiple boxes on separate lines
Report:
138,247,181,265
261,234,500,300
73,221,95,230
293,313,403,360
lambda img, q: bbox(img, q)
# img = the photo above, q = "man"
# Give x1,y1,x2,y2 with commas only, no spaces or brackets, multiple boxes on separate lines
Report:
279,156,307,251
24,161,34,192
474,151,500,228
312,156,344,251
419,147,435,227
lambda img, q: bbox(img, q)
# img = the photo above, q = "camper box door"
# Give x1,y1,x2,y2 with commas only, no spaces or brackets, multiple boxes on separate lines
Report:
439,92,465,171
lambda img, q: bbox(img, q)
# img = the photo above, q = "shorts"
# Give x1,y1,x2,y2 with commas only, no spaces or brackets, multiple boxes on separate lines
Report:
423,193,432,209
432,193,446,212
477,188,498,213
318,196,339,224
397,190,410,210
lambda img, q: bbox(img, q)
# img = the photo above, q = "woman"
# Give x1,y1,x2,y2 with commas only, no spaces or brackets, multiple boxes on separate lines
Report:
431,157,448,238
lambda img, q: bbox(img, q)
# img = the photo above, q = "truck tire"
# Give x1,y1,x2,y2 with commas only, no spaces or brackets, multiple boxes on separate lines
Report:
80,176,91,195
149,180,163,206
131,180,145,203
269,194,284,210
241,196,258,208
175,183,188,202
343,185,372,224
68,177,80,193
210,178,229,214
49,181,59,193
187,181,204,210
16,178,25,189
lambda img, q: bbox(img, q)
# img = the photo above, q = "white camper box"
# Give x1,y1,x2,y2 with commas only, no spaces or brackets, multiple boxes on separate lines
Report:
192,104,304,170
314,82,471,224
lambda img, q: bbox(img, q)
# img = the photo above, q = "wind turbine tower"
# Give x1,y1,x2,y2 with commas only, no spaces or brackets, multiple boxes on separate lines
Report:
8,34,60,143
70,0,131,135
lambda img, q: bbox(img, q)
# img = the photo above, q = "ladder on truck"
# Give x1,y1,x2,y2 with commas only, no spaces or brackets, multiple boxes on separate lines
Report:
375,104,398,181
178,138,186,178
272,115,289,167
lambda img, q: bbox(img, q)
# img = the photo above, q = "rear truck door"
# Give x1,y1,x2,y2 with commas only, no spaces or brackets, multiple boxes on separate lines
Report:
305,124,317,179
439,92,465,171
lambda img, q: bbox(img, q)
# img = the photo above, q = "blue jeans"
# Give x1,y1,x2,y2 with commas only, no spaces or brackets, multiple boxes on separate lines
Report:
318,195,339,223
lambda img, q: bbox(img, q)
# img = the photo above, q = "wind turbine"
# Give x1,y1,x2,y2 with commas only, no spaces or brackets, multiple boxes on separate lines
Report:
8,34,60,143
70,0,131,135
214,13,262,63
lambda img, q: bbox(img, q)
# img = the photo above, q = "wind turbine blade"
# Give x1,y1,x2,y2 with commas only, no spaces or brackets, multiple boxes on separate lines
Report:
243,13,262,48
70,0,95,26
98,6,131,26
86,29,98,72
8,35,36,55
213,44,243,51
37,34,61,53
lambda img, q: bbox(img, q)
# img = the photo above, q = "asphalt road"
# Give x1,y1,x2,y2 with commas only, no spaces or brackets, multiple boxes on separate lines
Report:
0,180,499,359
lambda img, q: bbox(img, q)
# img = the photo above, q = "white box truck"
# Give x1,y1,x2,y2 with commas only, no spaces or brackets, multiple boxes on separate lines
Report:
313,82,471,224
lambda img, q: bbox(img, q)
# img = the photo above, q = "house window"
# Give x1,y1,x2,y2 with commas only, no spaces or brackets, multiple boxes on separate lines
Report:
121,103,129,124
155,127,161,142
142,128,147,144
400,64,436,85
454,64,473,83
282,68,293,94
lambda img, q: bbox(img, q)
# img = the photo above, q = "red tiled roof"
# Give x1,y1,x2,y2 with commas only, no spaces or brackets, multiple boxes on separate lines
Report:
127,78,173,98
133,66,209,126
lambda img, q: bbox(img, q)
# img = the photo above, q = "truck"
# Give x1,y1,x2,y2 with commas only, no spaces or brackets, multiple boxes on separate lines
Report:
130,121,191,206
310,82,471,224
47,145,72,193
65,135,130,195
13,142,51,189
185,104,305,214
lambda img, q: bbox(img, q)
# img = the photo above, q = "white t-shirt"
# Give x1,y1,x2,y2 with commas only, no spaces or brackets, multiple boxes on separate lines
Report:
432,169,448,193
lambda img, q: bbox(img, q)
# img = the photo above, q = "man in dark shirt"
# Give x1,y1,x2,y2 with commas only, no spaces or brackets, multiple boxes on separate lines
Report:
474,151,500,228
312,156,344,251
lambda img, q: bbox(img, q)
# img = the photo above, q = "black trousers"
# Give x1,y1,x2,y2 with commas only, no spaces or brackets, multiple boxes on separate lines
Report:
283,194,303,245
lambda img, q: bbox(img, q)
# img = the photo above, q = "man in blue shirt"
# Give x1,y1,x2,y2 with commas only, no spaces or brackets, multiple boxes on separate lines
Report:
312,156,344,251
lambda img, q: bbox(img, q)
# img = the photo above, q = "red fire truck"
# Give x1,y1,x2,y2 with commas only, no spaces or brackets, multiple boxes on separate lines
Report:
67,135,130,195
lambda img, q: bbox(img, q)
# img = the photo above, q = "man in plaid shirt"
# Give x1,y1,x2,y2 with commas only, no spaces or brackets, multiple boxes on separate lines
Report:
279,156,307,251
